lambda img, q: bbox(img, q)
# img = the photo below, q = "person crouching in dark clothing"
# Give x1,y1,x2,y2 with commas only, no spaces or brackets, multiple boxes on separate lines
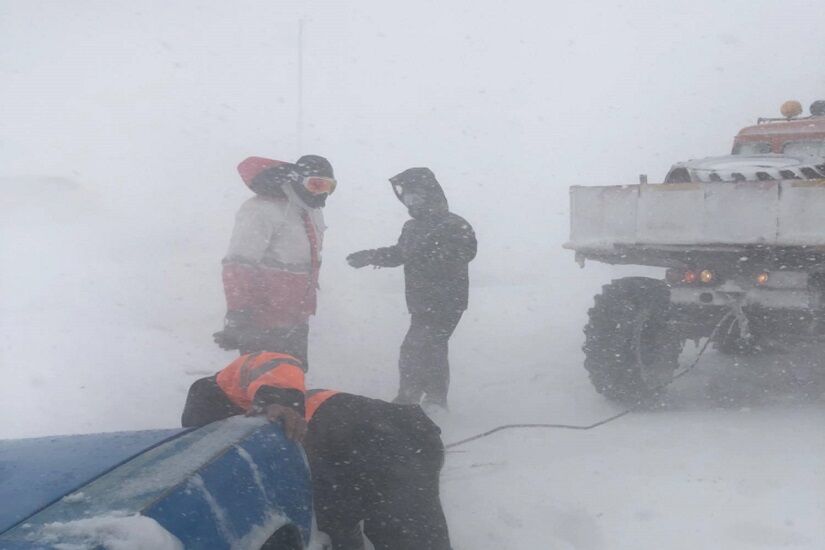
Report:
304,390,450,550
347,168,477,409
181,355,452,550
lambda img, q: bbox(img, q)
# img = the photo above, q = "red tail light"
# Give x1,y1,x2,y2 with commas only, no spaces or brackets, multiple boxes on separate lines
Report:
667,268,718,285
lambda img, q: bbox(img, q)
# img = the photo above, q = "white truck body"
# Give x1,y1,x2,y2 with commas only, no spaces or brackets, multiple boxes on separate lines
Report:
566,179,825,253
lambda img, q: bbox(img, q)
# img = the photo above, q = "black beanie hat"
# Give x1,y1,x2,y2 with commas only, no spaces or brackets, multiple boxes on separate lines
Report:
296,155,334,178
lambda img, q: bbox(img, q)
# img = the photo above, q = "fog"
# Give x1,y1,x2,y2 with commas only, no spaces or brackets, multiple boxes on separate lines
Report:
2,1,825,548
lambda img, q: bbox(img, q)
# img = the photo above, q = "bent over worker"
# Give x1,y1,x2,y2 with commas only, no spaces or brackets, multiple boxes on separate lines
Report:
347,167,476,409
180,350,308,439
181,352,452,550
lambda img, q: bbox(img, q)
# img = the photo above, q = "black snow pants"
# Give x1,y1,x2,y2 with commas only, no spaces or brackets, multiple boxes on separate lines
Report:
240,321,310,369
397,310,463,406
303,393,451,550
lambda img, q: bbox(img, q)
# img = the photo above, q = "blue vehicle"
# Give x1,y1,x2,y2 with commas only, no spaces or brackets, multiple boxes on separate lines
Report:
0,417,315,549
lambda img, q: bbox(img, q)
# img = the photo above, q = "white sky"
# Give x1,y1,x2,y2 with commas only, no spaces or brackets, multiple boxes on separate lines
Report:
3,1,824,284
3,1,824,187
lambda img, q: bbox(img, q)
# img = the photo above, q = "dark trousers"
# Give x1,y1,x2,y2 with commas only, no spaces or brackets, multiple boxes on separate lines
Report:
304,394,451,550
241,322,310,369
398,310,463,406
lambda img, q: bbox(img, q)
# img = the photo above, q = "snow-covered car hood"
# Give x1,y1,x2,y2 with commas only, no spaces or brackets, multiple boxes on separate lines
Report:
0,428,185,534
0,417,313,549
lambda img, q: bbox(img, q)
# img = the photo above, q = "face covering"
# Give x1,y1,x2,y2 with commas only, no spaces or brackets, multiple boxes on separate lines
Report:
401,190,426,208
290,179,328,208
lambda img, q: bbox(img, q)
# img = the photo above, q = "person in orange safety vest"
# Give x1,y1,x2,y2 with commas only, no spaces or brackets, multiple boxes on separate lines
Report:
181,352,452,550
181,351,308,438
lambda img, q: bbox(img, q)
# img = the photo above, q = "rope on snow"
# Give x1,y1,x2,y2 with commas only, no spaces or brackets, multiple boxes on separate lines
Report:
445,312,734,450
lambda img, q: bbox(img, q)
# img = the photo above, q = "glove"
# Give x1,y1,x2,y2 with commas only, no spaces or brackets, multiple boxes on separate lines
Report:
249,404,308,442
346,249,375,268
213,310,253,351
213,329,240,351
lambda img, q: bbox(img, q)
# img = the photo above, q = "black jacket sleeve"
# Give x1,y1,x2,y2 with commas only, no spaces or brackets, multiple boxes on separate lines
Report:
367,216,476,267
365,220,415,267
369,245,404,267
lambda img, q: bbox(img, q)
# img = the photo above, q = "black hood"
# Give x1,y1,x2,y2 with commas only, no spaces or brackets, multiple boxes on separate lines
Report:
389,167,449,219
248,162,299,198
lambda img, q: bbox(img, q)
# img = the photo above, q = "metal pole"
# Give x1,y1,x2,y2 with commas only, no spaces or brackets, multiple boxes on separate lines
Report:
297,18,305,155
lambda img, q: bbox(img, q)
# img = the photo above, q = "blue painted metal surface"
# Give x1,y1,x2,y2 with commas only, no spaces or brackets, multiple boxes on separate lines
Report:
0,418,313,549
145,423,313,547
0,428,185,534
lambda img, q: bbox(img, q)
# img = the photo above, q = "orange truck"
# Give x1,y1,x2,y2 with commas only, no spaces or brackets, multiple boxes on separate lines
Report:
565,100,825,403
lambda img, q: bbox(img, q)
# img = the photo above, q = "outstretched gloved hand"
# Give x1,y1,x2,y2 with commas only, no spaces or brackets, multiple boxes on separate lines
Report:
346,249,375,268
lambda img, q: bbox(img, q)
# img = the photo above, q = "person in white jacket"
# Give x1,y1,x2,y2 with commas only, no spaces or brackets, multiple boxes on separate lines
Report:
213,155,335,369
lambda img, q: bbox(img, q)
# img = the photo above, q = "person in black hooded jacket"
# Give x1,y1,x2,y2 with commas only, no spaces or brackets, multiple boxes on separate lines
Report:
347,168,476,408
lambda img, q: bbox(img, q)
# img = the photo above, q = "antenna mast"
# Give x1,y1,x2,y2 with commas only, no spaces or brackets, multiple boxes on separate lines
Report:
297,18,305,155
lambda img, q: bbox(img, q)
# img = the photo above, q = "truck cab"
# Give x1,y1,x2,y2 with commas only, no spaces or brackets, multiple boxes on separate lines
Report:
665,101,825,184
733,101,825,158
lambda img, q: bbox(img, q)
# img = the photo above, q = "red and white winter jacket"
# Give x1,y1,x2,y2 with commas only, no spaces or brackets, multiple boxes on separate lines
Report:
222,186,325,328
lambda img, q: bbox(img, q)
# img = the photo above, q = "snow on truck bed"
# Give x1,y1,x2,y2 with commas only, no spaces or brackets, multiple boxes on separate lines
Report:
567,179,825,251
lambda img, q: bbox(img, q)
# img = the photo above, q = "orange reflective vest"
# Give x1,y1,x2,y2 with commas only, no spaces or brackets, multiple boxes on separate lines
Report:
305,389,340,422
216,352,306,411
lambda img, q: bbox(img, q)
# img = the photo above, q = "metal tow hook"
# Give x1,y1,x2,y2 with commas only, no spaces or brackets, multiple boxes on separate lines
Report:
728,301,752,342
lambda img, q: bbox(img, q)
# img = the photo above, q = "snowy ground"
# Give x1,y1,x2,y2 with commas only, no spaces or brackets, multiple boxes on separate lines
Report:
2,177,823,549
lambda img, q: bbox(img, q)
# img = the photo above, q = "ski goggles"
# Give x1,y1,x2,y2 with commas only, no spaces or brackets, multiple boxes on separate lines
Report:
302,176,337,195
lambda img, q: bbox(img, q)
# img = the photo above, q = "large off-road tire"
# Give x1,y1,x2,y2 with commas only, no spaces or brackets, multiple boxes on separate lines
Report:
583,277,683,404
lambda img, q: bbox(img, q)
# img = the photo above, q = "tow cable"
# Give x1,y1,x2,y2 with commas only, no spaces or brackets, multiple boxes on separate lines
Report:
445,312,735,450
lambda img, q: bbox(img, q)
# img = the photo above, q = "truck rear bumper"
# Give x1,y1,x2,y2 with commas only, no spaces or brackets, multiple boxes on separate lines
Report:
670,287,818,310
